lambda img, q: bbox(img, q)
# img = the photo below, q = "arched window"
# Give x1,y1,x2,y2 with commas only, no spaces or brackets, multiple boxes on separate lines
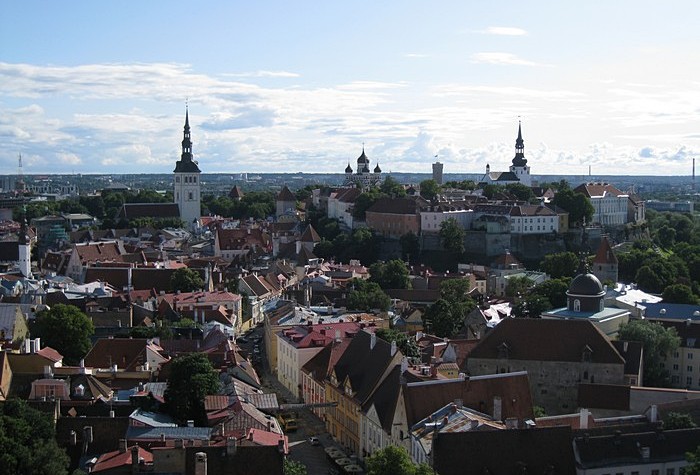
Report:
573,299,581,312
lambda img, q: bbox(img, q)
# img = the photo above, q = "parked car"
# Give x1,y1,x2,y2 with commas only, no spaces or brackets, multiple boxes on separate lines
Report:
308,436,320,446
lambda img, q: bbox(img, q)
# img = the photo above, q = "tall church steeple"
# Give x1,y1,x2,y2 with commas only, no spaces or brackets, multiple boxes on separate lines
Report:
509,121,531,186
173,106,201,228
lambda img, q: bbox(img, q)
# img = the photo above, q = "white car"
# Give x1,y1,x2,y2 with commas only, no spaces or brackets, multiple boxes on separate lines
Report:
308,436,320,446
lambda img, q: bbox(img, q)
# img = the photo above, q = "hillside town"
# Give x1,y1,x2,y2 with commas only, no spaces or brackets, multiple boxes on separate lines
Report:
0,113,699,475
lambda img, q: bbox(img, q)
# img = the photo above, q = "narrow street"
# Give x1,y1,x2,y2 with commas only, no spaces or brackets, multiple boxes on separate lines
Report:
244,325,339,475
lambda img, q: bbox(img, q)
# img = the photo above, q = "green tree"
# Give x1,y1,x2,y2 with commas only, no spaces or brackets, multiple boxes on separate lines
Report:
375,328,420,358
686,445,700,475
618,320,681,387
380,176,406,197
635,260,677,294
540,252,580,279
531,278,570,309
346,279,391,312
439,218,465,257
505,275,533,300
551,188,594,226
0,398,70,475
283,459,308,475
512,295,551,318
423,279,476,337
369,260,411,290
656,225,676,248
33,304,94,366
399,231,420,263
505,183,535,202
366,445,433,475
664,412,697,430
662,284,699,304
481,184,505,200
170,267,205,292
419,179,440,201
164,353,221,425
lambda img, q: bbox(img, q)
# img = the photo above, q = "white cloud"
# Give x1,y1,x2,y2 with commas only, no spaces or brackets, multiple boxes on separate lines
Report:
221,70,300,78
482,26,528,36
471,52,543,67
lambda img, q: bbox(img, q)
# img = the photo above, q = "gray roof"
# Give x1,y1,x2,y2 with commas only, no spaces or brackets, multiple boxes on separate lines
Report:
126,426,212,440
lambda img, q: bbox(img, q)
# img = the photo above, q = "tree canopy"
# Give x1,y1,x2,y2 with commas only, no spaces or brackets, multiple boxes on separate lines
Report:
375,328,420,358
618,320,680,387
369,260,411,290
423,278,476,337
551,188,594,226
170,267,205,293
346,279,391,312
419,179,440,201
366,445,433,475
33,304,94,366
0,398,70,475
164,353,221,425
539,251,580,279
439,218,465,257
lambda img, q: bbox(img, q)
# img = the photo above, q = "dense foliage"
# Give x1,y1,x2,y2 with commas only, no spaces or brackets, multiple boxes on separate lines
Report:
366,446,433,475
375,328,420,358
617,320,680,387
439,218,465,257
423,279,476,337
170,267,205,293
550,188,594,226
0,399,70,475
202,190,275,220
369,260,411,290
539,251,580,279
346,279,391,312
33,304,94,366
164,353,221,425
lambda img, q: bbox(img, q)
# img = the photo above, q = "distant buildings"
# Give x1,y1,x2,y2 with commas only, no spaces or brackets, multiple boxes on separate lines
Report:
479,122,532,187
343,147,383,190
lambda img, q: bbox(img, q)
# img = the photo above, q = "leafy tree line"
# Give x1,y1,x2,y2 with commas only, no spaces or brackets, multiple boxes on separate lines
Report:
202,190,275,220
423,279,476,337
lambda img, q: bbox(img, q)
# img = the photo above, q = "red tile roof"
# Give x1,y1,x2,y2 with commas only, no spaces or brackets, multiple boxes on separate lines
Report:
92,446,152,473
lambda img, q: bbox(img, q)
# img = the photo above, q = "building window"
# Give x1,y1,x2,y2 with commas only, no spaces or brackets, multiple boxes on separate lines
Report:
188,192,193,200
176,176,180,183
673,364,679,370
573,299,581,312
688,366,693,372
687,376,693,386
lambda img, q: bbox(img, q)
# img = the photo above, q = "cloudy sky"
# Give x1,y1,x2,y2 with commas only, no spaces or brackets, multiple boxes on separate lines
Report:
2,1,699,176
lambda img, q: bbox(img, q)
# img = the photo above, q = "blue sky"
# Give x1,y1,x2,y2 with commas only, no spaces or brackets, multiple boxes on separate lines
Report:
2,1,699,176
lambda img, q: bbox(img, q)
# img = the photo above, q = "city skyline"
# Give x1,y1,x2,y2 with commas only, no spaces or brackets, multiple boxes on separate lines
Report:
2,1,699,176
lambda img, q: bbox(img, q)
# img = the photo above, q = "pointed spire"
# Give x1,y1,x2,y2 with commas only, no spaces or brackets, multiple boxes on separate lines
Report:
511,120,527,167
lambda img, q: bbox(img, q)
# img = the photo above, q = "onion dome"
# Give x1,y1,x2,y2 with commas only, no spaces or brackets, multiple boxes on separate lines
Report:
345,163,353,173
374,163,381,173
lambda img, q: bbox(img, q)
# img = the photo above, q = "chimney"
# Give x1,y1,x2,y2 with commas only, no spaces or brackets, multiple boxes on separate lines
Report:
401,357,408,373
335,330,341,342
277,438,286,454
430,364,438,378
454,398,463,409
174,439,184,449
119,439,127,453
131,445,139,468
370,332,377,350
34,338,41,352
493,396,502,421
390,340,397,356
579,408,589,430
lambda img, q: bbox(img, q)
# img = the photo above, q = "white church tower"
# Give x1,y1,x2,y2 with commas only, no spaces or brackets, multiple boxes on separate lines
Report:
509,121,531,186
18,217,31,278
173,107,201,228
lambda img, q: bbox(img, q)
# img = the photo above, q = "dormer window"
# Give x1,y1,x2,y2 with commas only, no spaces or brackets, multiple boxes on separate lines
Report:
75,384,85,397
573,299,581,312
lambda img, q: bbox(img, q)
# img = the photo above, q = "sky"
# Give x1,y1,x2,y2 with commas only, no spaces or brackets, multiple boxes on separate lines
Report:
2,1,699,177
